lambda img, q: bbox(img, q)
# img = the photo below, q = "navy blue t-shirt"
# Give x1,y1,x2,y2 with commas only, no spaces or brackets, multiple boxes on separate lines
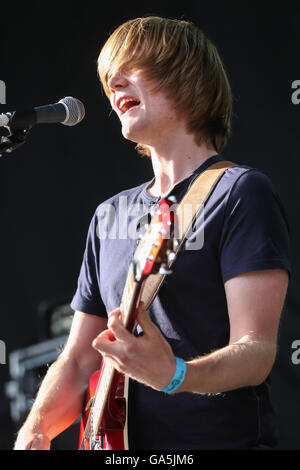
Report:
71,154,291,450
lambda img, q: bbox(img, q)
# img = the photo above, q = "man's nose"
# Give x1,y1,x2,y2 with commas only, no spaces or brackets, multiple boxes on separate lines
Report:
108,71,128,92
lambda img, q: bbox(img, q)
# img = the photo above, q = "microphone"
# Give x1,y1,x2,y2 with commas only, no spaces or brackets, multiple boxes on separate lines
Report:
0,96,85,131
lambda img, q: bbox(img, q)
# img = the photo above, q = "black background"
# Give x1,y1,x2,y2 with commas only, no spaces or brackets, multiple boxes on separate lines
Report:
0,0,299,450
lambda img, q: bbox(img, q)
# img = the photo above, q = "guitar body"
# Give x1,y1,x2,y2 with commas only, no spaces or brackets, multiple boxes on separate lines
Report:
78,365,129,450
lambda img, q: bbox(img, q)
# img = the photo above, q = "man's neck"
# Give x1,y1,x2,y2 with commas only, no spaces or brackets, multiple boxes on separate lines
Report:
146,139,217,197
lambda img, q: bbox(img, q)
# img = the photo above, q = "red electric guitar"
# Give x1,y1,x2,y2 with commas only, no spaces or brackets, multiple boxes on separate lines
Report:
78,197,177,450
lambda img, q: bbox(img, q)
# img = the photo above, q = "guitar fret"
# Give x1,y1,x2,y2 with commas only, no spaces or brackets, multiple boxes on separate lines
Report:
91,360,115,434
121,267,136,327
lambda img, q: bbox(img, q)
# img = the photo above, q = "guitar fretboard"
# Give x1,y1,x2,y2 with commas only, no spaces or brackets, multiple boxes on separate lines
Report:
89,263,139,438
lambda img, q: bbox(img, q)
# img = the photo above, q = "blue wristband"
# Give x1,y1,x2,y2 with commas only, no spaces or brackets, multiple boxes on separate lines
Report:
162,357,186,394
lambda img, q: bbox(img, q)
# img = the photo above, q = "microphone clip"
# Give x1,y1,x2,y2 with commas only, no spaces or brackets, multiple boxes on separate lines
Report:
0,126,31,158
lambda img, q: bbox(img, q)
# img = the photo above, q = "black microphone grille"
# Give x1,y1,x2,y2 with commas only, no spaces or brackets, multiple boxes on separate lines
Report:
59,97,85,126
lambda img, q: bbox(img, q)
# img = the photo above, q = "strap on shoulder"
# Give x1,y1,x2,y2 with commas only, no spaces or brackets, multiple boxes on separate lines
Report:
141,160,236,309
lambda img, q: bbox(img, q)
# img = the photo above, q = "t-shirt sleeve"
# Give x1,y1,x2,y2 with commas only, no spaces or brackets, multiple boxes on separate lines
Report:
70,212,107,317
219,169,291,283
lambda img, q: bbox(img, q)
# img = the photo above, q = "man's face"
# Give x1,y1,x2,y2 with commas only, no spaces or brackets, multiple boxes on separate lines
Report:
108,68,179,147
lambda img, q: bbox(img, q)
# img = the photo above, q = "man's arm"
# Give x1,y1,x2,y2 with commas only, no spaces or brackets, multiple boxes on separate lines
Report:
176,268,289,394
14,311,107,450
93,269,288,394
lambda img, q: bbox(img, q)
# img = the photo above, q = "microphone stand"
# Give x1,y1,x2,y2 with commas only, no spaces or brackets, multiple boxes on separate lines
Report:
0,126,31,158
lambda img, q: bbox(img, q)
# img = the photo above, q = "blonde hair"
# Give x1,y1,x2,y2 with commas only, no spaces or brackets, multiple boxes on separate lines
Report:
98,16,232,156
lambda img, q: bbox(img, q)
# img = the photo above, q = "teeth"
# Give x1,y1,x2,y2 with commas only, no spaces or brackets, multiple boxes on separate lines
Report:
119,98,139,111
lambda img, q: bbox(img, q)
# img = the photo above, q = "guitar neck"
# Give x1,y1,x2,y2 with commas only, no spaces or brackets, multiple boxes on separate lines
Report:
88,263,143,439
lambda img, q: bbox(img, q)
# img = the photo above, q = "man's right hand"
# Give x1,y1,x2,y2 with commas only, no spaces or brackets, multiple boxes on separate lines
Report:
13,311,107,451
14,427,50,450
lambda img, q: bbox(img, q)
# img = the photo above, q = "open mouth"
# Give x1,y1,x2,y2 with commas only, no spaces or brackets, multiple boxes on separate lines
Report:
117,97,141,114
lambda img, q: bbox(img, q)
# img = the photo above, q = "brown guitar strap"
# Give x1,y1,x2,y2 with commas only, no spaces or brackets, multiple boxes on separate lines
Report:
141,160,236,309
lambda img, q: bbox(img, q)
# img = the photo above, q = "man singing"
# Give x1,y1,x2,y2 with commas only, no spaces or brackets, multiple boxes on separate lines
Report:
15,16,290,450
